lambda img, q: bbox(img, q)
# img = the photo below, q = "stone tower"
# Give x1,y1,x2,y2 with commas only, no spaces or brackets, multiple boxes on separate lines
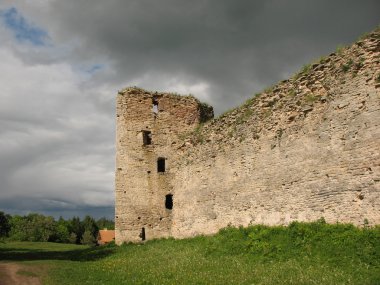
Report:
115,87,213,244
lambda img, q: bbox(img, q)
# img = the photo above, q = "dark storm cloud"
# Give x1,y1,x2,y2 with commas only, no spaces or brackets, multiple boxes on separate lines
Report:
46,0,380,111
0,0,378,219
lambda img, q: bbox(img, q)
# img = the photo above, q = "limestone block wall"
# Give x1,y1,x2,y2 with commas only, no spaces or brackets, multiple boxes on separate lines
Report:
115,29,380,243
170,30,380,238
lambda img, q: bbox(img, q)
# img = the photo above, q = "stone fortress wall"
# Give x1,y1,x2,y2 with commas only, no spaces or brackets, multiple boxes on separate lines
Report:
115,29,380,244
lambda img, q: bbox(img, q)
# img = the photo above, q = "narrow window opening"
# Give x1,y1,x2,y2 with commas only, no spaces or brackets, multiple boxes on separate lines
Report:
139,227,146,241
165,194,173,210
157,158,165,173
142,130,152,145
152,98,158,114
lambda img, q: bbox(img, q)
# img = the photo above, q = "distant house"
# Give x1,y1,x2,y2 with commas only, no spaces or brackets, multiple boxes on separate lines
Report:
97,229,115,245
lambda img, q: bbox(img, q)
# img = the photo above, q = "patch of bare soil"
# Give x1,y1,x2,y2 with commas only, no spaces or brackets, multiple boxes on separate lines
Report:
0,263,42,285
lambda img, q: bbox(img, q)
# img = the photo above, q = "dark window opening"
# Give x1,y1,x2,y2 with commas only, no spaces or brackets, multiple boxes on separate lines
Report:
165,194,173,210
157,158,166,172
139,227,146,241
147,170,151,174
142,130,152,145
152,98,158,114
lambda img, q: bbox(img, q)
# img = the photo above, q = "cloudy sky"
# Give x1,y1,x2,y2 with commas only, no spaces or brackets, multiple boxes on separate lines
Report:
0,0,379,219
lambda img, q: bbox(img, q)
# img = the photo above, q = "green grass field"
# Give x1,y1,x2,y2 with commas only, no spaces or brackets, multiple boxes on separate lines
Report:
1,221,379,285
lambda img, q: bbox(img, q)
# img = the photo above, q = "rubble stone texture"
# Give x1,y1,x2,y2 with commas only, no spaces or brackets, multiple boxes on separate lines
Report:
115,29,380,244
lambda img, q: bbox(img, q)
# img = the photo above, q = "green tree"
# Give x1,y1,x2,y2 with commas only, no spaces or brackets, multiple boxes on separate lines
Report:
9,215,27,240
81,230,96,245
96,217,115,230
25,213,56,242
9,213,56,242
6,213,107,244
69,216,84,244
0,211,11,238
82,215,99,240
68,232,77,244
50,218,70,243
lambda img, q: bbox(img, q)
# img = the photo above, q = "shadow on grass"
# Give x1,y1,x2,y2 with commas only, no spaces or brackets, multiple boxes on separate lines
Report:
0,245,116,262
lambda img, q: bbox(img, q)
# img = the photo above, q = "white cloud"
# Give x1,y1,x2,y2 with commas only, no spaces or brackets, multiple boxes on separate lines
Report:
0,34,116,217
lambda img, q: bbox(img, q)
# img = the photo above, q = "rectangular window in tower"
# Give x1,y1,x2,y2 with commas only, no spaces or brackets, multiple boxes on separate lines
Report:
139,227,146,241
157,157,165,173
165,194,173,210
142,130,152,145
152,98,158,114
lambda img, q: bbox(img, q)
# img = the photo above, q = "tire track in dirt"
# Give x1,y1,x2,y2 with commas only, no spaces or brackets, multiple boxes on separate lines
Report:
0,263,41,285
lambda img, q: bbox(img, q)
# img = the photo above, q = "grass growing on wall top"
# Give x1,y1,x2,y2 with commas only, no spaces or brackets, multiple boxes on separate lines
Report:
0,220,379,285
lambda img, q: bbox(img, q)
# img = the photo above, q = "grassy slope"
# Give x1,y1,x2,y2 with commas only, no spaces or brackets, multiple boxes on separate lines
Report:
0,221,379,285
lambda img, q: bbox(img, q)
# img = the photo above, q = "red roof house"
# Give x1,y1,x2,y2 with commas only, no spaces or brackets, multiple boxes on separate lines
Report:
97,229,115,245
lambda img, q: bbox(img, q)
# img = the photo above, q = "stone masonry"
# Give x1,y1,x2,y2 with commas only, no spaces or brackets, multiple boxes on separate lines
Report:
115,89,213,243
115,29,380,244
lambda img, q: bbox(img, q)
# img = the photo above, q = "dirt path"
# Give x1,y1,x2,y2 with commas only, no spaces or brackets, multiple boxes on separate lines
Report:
0,263,41,285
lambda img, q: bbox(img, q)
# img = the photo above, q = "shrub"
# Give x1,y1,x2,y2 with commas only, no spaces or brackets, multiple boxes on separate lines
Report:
300,64,312,74
305,93,317,103
205,219,380,267
341,59,353,72
81,230,97,245
192,123,205,144
288,89,296,97
336,45,345,55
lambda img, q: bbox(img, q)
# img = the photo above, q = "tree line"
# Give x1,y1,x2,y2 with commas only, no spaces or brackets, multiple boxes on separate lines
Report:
0,211,114,245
